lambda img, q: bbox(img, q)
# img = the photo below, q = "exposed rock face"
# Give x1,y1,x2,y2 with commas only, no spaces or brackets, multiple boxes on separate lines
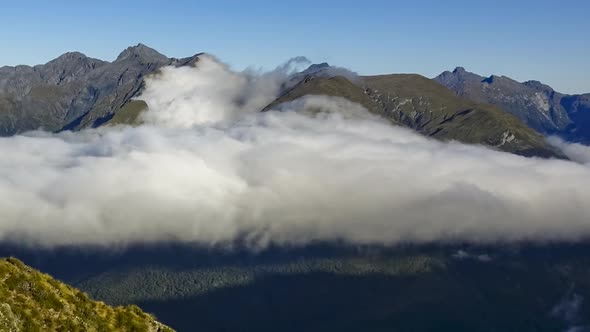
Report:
435,67,590,143
561,93,590,142
0,44,202,136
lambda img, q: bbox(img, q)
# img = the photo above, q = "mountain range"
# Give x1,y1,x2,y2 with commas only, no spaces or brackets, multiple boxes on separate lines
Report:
1,44,580,159
0,44,200,135
266,65,561,157
435,67,590,143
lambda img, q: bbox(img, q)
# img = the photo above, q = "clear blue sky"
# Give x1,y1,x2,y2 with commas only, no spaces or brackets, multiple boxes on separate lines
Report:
1,0,588,94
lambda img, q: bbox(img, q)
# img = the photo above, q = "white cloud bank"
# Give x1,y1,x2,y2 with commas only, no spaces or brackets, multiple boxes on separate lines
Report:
2,55,590,248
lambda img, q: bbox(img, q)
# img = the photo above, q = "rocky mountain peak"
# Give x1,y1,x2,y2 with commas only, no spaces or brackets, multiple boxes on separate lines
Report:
523,80,554,92
37,52,107,85
0,44,208,136
115,43,168,63
306,62,330,72
52,51,88,61
452,66,466,74
435,67,483,88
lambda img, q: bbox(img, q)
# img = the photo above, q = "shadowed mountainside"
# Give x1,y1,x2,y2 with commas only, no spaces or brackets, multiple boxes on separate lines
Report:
2,244,590,332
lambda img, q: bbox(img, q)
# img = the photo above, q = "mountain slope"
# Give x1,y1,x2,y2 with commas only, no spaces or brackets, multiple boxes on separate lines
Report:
435,67,571,133
435,67,590,143
0,44,201,136
264,71,563,158
0,257,173,332
562,93,590,141
364,74,563,157
263,75,386,116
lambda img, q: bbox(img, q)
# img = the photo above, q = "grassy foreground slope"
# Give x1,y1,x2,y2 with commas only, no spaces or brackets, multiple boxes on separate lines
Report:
0,257,173,332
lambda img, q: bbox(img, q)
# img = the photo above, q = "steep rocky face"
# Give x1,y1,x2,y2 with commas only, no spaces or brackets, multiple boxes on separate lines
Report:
435,67,590,143
0,44,201,136
561,93,590,142
435,67,571,133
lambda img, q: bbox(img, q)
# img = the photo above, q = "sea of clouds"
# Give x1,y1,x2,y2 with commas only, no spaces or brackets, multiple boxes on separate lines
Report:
2,55,590,248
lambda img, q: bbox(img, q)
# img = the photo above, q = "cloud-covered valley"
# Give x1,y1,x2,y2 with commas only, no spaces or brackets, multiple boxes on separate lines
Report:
2,55,590,248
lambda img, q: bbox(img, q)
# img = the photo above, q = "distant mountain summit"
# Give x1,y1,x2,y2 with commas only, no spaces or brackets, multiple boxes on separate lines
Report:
115,43,169,63
0,44,202,136
435,67,590,143
304,62,330,72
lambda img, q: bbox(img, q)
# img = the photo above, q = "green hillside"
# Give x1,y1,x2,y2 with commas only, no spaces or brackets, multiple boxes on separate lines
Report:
106,100,149,126
263,76,387,117
264,74,564,158
0,257,173,332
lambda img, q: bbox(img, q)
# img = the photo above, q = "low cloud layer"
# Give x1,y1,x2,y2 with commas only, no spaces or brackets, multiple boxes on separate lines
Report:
548,137,590,164
2,56,590,248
